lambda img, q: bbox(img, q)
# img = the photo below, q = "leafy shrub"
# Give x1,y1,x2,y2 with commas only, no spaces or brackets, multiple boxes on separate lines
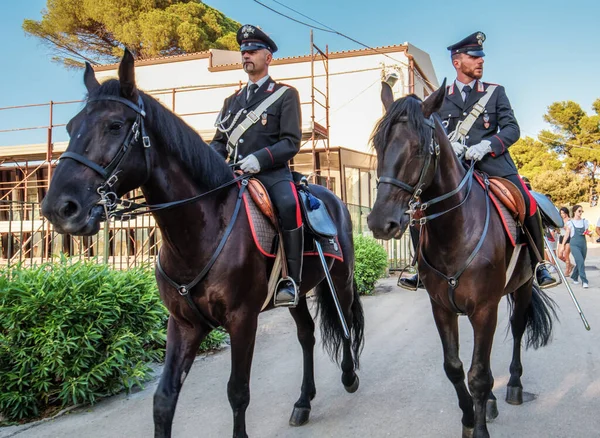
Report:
0,259,224,422
354,234,388,295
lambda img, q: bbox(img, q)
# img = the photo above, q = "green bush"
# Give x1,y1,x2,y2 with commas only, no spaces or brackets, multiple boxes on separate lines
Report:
354,234,388,295
0,259,224,422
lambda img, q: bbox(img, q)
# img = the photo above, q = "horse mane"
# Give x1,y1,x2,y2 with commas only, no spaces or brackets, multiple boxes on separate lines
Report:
370,94,432,156
90,80,233,189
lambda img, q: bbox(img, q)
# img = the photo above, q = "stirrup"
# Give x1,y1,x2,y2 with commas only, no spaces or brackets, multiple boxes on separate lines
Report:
397,265,419,291
274,277,300,308
535,261,561,290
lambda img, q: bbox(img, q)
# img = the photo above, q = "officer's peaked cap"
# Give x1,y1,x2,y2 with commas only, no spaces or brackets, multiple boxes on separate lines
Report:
237,25,278,53
447,31,486,57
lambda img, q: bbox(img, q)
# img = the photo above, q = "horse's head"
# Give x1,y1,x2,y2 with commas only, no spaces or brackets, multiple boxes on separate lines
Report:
367,79,447,240
42,50,151,235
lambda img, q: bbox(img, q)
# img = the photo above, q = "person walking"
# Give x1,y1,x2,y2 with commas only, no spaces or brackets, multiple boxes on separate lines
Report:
568,205,589,288
557,207,573,276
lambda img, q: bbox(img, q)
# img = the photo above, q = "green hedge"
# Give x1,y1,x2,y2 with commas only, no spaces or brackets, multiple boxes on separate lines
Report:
0,259,225,422
354,234,388,295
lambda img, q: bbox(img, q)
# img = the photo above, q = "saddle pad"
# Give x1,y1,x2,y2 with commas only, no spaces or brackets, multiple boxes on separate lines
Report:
242,193,344,261
474,174,517,247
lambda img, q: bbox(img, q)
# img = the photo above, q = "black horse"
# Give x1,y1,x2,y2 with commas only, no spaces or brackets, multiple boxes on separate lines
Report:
41,50,364,438
367,81,557,438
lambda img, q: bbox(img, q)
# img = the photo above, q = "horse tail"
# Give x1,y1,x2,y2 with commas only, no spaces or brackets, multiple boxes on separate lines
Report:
523,283,559,349
315,278,365,368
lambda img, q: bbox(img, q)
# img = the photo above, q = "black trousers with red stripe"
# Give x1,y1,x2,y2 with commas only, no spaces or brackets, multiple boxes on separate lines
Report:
263,180,302,230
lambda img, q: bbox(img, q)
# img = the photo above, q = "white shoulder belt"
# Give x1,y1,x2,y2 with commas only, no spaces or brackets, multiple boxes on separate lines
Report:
449,85,497,143
226,86,290,158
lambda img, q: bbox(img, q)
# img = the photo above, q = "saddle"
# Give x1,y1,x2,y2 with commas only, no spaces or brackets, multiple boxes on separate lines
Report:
488,177,526,224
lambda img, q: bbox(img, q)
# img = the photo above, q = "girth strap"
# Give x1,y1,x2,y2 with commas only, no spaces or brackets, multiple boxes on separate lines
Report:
155,180,248,330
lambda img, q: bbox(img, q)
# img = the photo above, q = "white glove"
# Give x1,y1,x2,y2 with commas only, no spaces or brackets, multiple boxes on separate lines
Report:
451,142,467,157
465,140,492,161
238,154,261,174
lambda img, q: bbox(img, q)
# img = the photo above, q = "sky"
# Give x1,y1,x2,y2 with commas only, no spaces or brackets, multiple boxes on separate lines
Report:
1,0,599,147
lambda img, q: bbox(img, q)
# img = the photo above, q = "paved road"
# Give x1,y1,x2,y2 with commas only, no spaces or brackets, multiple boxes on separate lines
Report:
3,252,600,438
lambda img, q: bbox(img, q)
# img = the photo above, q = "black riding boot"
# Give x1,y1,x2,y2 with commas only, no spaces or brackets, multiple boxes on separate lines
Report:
524,212,557,288
275,225,304,307
398,226,424,290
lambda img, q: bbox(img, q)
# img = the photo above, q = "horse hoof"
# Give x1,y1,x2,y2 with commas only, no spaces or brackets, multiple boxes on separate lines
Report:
289,407,311,427
344,375,359,393
486,398,499,421
506,386,523,405
462,425,474,438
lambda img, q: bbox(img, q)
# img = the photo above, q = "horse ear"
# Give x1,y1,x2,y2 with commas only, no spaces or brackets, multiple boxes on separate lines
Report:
381,82,395,112
83,62,100,93
118,48,137,100
421,78,447,118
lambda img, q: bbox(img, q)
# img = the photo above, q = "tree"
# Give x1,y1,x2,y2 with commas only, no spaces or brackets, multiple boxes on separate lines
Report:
531,169,589,206
539,99,600,190
510,136,561,180
23,0,240,68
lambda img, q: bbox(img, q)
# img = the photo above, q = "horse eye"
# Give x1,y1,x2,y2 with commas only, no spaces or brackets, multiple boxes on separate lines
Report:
109,122,123,132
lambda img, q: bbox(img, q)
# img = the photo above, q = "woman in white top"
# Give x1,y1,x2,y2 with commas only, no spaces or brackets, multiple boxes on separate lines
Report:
557,207,573,276
567,205,590,288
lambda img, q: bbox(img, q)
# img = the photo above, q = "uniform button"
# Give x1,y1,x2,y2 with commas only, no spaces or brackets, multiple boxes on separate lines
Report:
243,110,247,114
239,138,244,144
466,135,470,139
238,155,243,159
463,112,467,116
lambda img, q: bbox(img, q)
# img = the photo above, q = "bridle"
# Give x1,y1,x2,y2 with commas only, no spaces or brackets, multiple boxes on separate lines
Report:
60,95,152,217
376,115,475,226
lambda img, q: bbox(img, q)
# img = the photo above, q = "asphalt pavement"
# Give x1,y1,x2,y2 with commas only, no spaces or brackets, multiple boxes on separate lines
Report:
3,249,600,438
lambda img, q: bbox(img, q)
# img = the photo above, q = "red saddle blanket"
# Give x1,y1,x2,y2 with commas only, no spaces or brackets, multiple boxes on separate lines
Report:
242,192,343,261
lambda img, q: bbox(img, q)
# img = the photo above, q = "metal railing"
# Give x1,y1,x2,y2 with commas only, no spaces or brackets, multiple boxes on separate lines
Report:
0,200,159,269
347,203,412,270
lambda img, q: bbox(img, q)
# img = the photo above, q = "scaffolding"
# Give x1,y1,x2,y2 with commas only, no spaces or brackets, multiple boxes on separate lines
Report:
309,29,331,189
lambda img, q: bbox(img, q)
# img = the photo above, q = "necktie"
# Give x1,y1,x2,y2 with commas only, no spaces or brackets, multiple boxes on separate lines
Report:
462,85,472,102
248,83,258,99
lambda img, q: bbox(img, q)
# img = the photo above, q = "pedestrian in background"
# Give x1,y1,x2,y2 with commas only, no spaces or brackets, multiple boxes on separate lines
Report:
568,205,590,288
557,207,573,277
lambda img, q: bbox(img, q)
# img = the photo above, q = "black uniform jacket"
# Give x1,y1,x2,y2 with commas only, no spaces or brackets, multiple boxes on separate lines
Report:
210,78,302,188
439,80,520,177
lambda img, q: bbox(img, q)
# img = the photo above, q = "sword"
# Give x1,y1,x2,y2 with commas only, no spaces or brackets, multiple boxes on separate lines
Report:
543,235,591,331
314,239,350,339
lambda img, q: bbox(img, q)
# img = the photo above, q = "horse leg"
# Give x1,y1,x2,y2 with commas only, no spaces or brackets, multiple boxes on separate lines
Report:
468,307,498,438
431,302,474,436
288,296,316,426
227,314,258,438
154,316,208,438
506,283,538,405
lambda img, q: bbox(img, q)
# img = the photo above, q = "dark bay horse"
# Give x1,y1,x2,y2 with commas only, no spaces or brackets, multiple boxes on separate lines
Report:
41,50,364,438
367,81,557,438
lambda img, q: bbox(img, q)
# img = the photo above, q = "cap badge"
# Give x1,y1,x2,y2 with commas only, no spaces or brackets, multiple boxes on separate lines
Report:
241,25,255,39
476,33,484,46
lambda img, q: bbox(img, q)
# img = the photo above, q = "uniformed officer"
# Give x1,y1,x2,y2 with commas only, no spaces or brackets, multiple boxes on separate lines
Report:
210,24,303,306
400,31,556,290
